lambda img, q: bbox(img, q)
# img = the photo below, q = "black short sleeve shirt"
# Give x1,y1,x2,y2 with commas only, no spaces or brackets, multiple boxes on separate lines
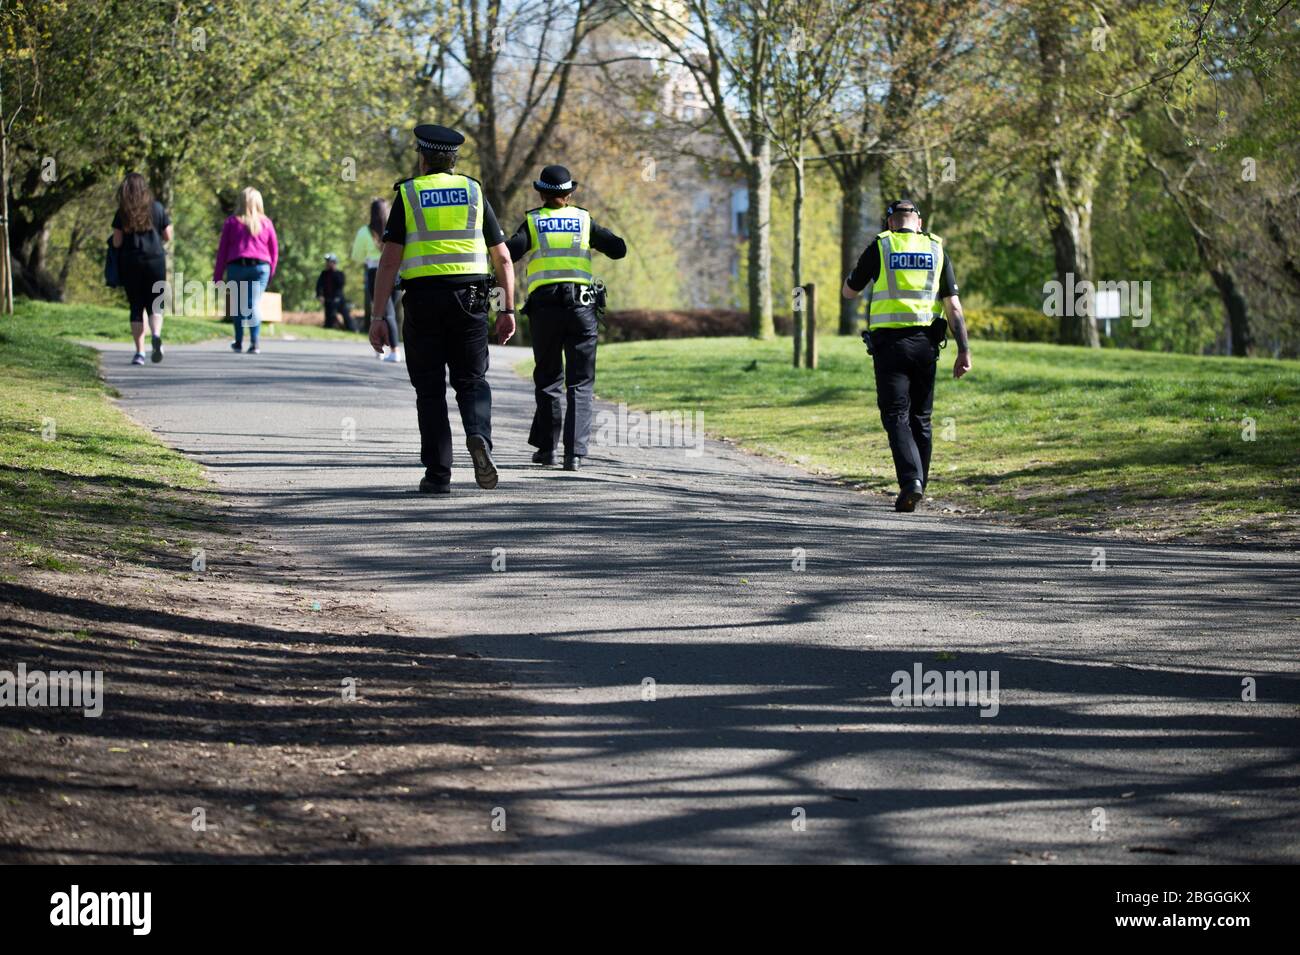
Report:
112,200,170,258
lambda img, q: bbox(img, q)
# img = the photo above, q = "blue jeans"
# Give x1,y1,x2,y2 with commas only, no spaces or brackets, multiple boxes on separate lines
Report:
226,262,270,348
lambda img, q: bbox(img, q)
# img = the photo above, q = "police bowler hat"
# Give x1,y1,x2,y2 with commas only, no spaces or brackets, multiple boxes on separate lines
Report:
535,165,578,194
414,124,465,153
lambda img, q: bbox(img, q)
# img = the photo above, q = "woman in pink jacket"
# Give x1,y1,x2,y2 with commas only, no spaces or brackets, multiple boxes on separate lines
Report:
213,187,278,354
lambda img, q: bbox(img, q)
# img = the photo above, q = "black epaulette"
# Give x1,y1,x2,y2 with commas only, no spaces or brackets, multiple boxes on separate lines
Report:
392,178,412,192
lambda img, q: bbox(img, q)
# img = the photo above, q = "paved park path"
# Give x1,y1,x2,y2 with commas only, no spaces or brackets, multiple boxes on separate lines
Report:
100,338,1299,863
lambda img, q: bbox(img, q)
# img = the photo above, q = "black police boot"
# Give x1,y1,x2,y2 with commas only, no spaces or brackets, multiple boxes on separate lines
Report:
563,455,581,471
418,476,450,494
466,434,499,489
894,479,925,513
531,449,555,466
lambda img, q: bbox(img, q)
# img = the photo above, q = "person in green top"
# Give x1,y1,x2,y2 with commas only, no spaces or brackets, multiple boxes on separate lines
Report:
352,198,401,358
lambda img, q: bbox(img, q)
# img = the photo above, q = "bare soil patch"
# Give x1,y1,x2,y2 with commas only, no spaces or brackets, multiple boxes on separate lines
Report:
0,511,521,863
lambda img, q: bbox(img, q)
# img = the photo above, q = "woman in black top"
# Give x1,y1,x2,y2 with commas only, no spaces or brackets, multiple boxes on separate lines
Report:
111,173,173,365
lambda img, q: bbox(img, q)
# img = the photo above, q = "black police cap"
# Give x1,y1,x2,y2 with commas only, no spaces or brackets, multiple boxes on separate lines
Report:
885,198,921,218
534,164,578,193
414,124,464,153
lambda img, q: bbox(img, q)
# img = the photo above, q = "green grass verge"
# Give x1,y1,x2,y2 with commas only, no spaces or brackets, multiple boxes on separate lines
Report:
0,299,319,570
521,335,1300,540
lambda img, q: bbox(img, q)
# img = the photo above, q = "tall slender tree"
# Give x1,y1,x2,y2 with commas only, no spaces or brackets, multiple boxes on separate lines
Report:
762,0,865,358
619,0,780,338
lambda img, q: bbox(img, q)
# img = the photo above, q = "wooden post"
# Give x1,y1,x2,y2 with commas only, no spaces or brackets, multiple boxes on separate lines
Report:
792,286,803,368
804,282,817,369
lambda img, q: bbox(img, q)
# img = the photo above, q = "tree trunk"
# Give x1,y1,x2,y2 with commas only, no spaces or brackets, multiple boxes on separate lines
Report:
148,155,176,294
56,221,89,291
1046,212,1100,347
148,155,175,209
1,81,12,314
747,131,774,339
10,217,62,300
1041,159,1100,347
838,175,861,336
1148,154,1253,357
837,162,880,335
1186,217,1253,357
1209,264,1252,357
792,153,804,366
1035,10,1100,349
5,160,104,301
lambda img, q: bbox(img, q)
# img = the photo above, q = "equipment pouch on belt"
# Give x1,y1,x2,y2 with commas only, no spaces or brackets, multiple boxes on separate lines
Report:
927,316,949,351
457,281,488,315
578,280,608,327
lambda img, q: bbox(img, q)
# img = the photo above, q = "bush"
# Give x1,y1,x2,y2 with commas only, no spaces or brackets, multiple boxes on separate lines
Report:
600,309,794,343
514,304,1059,346
964,306,1056,342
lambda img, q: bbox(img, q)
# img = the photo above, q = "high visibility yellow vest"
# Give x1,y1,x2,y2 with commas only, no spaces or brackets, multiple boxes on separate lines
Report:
397,173,488,280
525,206,593,295
868,230,945,329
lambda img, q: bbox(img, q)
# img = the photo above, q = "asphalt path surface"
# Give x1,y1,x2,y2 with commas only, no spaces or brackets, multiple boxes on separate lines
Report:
100,337,1300,863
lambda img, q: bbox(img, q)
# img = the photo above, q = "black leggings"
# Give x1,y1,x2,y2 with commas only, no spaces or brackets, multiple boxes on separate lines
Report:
121,254,166,323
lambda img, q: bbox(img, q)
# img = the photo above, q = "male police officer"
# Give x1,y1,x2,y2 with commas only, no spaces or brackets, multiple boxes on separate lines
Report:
505,165,626,471
370,124,516,494
842,199,971,513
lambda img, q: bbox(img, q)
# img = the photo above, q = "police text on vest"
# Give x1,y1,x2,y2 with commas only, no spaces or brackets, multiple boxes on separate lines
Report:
537,218,582,234
418,188,469,207
888,252,934,270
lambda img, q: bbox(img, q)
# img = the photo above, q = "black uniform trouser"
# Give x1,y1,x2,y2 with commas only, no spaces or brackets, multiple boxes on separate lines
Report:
527,289,598,457
871,328,937,489
402,282,493,484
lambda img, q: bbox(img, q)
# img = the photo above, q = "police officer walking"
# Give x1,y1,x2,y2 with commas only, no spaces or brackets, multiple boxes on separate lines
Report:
369,124,517,493
506,165,626,471
842,199,972,513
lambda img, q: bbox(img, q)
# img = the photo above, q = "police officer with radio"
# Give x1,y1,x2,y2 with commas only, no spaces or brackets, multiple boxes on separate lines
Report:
506,165,626,471
842,199,971,513
370,124,516,493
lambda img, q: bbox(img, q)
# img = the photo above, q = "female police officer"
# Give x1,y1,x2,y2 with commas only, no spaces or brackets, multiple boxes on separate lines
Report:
506,165,626,471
